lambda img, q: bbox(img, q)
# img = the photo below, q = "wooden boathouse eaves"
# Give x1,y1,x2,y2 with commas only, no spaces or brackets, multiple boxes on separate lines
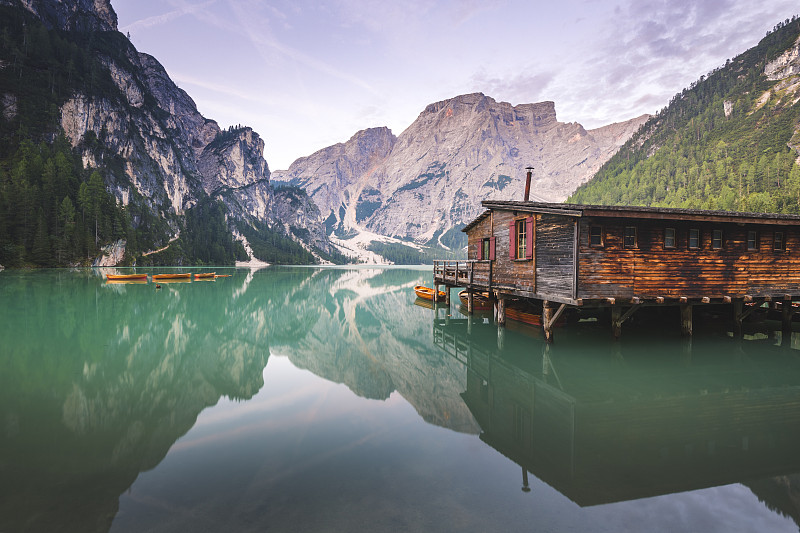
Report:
436,200,800,341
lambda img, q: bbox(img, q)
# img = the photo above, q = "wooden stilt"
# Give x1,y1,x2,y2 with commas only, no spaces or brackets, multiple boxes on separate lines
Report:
433,283,440,303
611,306,622,339
733,300,743,337
497,297,506,326
680,304,693,337
467,290,474,314
497,325,505,350
445,286,451,305
782,300,793,339
543,301,554,343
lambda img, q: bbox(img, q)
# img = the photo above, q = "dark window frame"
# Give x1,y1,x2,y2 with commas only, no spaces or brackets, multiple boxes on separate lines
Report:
590,225,603,247
774,231,785,252
747,230,758,251
688,228,700,250
712,229,723,250
623,226,637,249
664,227,676,249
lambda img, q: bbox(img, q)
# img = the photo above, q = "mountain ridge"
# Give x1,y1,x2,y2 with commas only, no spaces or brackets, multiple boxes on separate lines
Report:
273,92,648,251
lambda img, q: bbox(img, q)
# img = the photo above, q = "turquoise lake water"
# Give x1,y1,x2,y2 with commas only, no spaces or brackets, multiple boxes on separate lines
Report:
2,266,800,532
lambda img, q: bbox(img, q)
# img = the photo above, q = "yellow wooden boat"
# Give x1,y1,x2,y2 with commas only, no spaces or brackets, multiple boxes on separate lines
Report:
194,272,216,279
106,273,148,281
152,273,192,280
414,285,446,301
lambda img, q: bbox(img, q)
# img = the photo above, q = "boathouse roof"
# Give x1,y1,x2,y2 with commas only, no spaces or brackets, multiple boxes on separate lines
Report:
462,201,800,232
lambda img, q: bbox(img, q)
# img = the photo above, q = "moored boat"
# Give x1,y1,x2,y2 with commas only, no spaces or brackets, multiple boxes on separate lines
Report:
194,272,216,279
152,273,192,280
106,273,148,281
505,304,567,327
414,285,447,301
458,290,493,310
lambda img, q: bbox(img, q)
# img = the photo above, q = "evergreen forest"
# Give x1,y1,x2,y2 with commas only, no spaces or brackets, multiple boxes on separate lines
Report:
569,17,800,214
0,6,332,268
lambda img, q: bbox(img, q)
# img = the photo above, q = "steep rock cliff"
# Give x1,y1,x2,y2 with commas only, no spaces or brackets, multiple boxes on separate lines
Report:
3,0,332,263
273,93,648,245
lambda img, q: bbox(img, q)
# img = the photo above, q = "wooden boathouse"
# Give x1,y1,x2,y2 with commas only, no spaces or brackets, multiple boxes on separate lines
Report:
433,201,800,341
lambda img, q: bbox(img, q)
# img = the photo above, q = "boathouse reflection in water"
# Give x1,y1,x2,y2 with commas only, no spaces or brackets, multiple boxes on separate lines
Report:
433,314,800,517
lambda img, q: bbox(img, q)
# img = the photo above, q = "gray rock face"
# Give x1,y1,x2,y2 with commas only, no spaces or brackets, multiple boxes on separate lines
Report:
273,93,649,245
20,0,332,260
1,0,118,31
272,127,396,230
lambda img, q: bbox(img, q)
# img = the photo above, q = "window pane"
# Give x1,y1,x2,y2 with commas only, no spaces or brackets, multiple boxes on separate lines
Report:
664,228,675,248
624,226,636,248
482,239,490,259
774,232,784,251
590,226,602,246
712,229,722,249
747,231,757,250
689,228,699,249
516,220,526,258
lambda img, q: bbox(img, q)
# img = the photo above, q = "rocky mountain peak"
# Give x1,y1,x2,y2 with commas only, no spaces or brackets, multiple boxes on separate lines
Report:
2,0,118,32
273,92,649,247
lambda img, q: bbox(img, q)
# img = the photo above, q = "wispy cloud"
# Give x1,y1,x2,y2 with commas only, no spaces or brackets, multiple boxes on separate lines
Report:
119,0,217,33
226,1,377,94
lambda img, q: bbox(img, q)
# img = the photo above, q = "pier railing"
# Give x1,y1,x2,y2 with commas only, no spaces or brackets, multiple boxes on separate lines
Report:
433,260,492,289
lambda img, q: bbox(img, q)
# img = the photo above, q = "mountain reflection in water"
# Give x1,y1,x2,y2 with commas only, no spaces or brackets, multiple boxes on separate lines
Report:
1,267,800,532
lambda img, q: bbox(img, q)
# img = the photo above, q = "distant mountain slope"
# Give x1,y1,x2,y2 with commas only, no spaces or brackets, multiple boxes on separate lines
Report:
273,94,648,248
569,17,800,213
0,0,340,267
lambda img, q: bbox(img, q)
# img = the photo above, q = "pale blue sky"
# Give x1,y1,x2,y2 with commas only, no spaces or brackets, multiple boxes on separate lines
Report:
114,0,798,170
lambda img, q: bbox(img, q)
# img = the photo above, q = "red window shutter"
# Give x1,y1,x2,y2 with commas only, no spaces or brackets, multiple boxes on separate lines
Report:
477,240,483,260
489,237,496,260
509,221,516,259
526,217,534,260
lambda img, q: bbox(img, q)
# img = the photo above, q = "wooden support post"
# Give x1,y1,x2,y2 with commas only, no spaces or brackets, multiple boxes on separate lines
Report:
611,306,622,340
497,324,506,350
543,303,554,343
782,300,793,339
733,300,743,337
497,297,506,326
467,290,474,314
680,304,693,337
434,283,440,303
445,286,451,305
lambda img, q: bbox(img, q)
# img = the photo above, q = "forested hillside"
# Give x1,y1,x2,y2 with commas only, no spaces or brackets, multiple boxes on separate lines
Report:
569,17,800,213
0,3,341,267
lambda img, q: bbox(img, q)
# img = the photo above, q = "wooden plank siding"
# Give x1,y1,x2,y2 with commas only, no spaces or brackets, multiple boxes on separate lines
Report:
454,202,800,305
535,214,575,298
577,218,800,299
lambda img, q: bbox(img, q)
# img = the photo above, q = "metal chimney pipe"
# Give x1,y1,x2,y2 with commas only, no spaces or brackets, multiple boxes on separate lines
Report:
524,166,534,202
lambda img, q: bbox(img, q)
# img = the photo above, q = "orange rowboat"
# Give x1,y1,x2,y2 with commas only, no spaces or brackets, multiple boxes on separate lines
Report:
194,272,216,279
152,273,192,280
414,285,446,301
458,290,493,311
106,274,148,281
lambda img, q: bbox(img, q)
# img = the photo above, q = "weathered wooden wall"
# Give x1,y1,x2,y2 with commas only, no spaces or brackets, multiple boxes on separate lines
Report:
486,210,535,294
535,214,575,298
577,217,800,299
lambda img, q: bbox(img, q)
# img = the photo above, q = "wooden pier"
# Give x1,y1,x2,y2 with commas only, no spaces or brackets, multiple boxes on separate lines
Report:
434,201,800,342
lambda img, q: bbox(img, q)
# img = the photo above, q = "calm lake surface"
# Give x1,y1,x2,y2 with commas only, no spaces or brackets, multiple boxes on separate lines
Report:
2,266,800,532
